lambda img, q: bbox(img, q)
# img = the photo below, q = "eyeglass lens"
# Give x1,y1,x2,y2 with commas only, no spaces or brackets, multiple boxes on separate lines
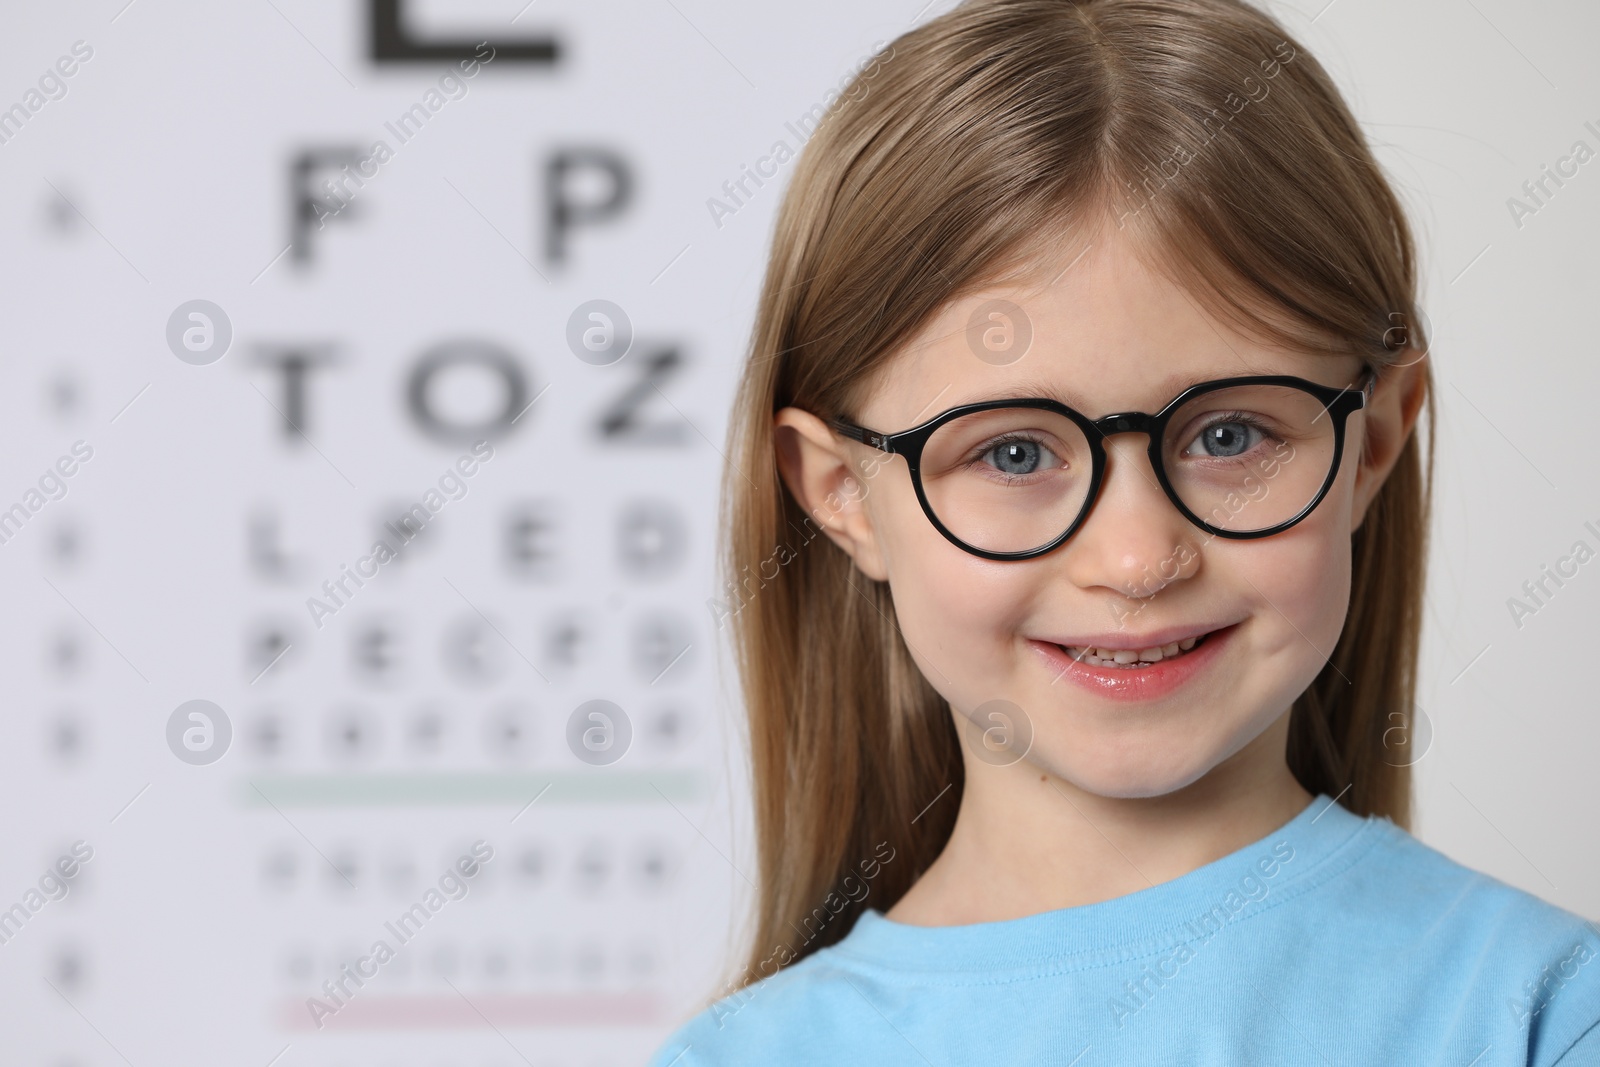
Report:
918,383,1338,555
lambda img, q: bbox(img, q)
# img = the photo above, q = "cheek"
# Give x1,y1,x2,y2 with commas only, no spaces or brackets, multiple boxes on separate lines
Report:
870,481,1038,704
1229,488,1354,660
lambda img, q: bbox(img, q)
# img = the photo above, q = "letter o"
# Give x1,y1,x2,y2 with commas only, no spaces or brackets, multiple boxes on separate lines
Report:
406,341,529,443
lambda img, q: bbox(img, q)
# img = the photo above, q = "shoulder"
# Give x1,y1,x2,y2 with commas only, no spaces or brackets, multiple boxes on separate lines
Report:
1338,817,1600,1064
1340,817,1590,944
642,947,891,1067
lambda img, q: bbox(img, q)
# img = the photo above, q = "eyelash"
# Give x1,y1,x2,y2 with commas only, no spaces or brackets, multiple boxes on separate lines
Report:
959,412,1283,480
1180,412,1284,454
963,432,1062,484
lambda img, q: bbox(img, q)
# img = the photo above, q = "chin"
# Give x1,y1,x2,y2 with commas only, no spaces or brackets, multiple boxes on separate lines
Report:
1026,734,1222,800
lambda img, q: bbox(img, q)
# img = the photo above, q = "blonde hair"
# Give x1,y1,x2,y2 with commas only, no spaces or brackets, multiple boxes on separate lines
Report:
712,0,1433,995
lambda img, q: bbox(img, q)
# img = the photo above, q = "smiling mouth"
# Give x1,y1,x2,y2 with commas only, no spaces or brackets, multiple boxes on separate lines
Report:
1056,631,1212,668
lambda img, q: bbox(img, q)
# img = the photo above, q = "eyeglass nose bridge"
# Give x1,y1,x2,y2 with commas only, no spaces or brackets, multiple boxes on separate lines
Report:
1079,410,1181,520
1091,410,1162,439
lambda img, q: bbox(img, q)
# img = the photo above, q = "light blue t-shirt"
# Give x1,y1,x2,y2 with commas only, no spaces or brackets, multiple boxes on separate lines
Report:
645,794,1600,1065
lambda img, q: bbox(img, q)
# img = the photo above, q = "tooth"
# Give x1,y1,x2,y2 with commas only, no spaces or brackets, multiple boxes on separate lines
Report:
1113,649,1138,664
1179,636,1196,650
1138,647,1163,662
1162,642,1180,657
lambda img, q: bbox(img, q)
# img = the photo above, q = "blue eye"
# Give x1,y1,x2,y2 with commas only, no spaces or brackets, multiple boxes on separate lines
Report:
982,436,1061,477
1190,420,1264,459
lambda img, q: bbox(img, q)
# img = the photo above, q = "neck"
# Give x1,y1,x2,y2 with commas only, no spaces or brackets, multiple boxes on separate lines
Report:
886,709,1313,927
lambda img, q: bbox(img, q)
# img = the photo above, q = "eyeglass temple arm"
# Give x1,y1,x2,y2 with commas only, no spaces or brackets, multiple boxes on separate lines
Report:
828,417,891,452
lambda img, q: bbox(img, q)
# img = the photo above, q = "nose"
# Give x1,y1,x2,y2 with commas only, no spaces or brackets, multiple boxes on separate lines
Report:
1057,434,1202,603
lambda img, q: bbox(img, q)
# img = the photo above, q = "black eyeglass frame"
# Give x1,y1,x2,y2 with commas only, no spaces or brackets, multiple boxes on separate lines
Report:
827,369,1377,561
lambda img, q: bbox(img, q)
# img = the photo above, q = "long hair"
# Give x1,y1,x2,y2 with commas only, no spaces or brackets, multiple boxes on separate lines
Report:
711,0,1433,995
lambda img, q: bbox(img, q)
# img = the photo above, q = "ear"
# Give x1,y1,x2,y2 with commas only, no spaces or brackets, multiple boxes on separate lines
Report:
772,406,891,581
1350,355,1428,532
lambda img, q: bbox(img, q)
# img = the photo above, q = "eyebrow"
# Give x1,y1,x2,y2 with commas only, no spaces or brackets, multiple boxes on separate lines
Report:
943,369,1227,415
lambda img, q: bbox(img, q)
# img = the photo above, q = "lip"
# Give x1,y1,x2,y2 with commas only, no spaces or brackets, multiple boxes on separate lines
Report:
1028,622,1239,702
1037,622,1231,651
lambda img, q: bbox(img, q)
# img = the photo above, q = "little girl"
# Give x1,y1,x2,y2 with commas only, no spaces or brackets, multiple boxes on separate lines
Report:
648,0,1600,1062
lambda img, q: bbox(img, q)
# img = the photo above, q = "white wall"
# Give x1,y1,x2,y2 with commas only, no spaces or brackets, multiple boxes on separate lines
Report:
0,1,1591,1064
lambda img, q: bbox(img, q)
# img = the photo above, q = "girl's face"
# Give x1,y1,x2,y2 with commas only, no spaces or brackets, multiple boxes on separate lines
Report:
778,231,1412,799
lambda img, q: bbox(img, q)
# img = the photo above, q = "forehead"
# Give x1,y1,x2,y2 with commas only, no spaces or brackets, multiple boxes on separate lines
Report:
858,232,1354,426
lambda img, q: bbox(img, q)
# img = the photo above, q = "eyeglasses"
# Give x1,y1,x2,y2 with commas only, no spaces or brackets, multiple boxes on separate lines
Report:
828,370,1375,561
